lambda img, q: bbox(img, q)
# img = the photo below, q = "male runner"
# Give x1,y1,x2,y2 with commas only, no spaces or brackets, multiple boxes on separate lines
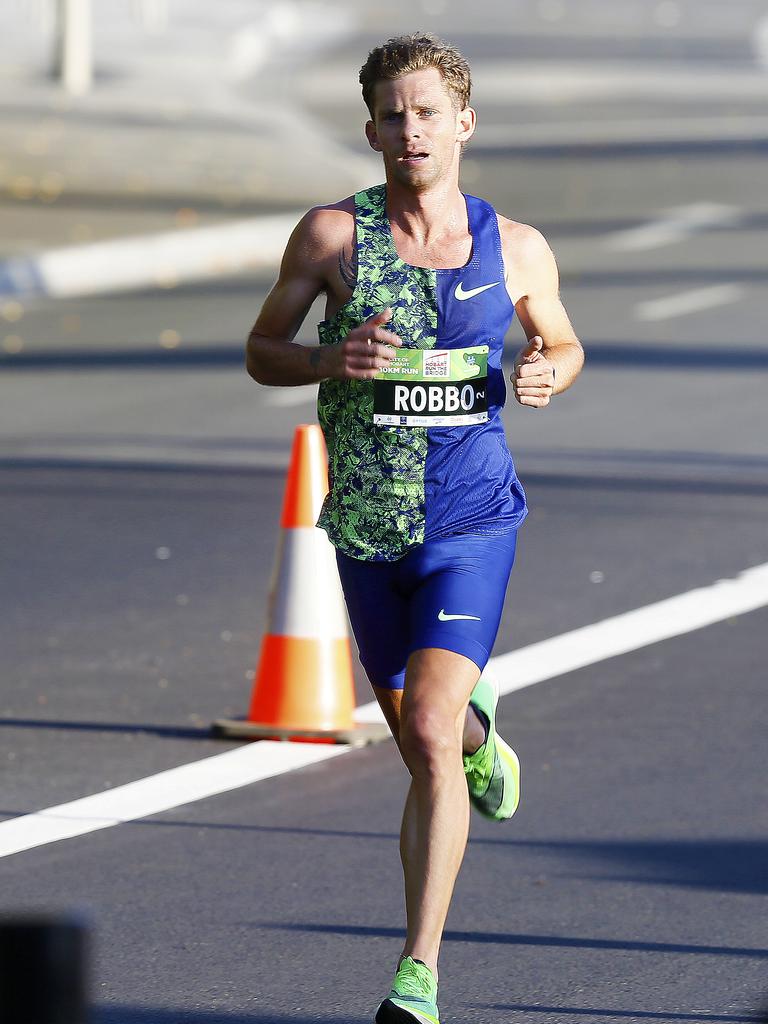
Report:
246,34,584,1024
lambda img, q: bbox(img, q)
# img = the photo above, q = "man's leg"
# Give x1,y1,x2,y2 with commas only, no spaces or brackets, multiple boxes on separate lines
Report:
374,684,485,758
375,647,481,976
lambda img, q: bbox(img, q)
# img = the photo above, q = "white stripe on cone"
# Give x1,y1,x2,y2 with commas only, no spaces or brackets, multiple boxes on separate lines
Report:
268,526,348,639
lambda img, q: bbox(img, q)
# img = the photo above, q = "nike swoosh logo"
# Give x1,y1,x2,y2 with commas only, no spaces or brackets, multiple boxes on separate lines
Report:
454,281,499,301
438,609,481,621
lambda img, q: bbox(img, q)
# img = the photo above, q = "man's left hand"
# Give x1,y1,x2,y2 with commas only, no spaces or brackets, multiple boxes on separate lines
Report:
511,335,555,408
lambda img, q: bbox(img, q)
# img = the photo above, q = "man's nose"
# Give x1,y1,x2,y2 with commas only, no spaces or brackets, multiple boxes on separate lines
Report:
401,113,421,138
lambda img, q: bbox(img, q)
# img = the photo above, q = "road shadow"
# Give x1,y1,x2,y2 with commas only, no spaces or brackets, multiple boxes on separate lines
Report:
0,453,765,497
562,268,767,287
470,137,768,159
258,922,768,959
0,808,762,901
95,1010,367,1024
0,810,398,842
0,456,287,478
450,30,752,63
2,340,768,373
0,718,213,741
582,343,768,369
476,1003,768,1023
519,470,768,497
493,838,768,896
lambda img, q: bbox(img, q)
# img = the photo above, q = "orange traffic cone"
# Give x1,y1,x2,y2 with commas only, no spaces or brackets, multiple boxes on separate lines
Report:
213,424,389,746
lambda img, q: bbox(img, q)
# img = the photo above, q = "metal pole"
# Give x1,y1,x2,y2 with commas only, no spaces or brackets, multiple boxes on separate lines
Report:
53,0,92,96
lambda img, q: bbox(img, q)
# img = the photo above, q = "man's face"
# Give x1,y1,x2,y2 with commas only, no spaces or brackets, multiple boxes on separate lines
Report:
365,67,475,190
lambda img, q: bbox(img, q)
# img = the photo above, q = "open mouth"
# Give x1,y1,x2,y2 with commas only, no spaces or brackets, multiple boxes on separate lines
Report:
399,152,429,164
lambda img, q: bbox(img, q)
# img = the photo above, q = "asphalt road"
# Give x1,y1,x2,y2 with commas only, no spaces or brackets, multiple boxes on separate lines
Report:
1,3,767,1022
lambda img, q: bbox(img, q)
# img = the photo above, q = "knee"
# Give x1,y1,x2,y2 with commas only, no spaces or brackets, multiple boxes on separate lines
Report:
399,706,461,778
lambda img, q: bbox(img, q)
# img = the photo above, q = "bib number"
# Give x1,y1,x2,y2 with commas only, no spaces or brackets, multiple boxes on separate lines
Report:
373,346,489,427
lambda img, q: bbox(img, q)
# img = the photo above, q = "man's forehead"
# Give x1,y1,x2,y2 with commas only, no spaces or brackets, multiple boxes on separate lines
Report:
373,68,453,109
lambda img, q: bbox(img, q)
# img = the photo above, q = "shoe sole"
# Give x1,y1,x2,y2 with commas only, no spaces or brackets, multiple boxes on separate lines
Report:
376,999,439,1024
493,732,521,819
468,672,521,821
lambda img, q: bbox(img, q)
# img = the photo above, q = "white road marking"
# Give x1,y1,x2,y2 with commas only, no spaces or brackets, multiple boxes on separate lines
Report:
356,560,768,719
634,284,745,322
489,561,768,697
0,743,348,859
2,561,767,858
33,214,300,299
264,385,319,408
753,14,768,70
604,203,743,252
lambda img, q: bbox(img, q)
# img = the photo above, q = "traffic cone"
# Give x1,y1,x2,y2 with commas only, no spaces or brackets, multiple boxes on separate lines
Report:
213,424,390,746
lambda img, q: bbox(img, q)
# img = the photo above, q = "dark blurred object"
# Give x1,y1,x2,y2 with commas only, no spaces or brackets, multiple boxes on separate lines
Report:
0,916,89,1024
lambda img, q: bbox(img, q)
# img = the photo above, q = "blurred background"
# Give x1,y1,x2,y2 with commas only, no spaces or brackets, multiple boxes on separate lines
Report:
1,2,767,1022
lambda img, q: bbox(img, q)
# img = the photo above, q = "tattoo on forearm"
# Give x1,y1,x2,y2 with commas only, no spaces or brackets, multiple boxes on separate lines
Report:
309,348,322,377
338,243,358,290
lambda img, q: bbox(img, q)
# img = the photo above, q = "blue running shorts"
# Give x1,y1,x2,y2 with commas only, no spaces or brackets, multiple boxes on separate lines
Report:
335,531,517,690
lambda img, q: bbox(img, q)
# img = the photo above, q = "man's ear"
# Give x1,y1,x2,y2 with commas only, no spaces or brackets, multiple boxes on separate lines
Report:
456,106,476,145
365,119,383,152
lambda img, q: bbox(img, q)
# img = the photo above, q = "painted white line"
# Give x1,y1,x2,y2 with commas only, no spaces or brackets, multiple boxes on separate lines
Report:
753,14,768,70
356,560,768,721
489,561,768,695
264,384,319,408
604,203,743,252
0,742,347,859
634,284,745,322
0,214,301,301
39,215,298,298
2,561,767,858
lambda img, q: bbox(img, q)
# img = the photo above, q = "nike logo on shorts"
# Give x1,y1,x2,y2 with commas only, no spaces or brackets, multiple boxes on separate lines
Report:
454,281,499,301
438,609,481,621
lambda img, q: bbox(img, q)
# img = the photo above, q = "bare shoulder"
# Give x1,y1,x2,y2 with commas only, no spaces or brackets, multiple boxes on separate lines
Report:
497,215,555,267
496,215,558,302
292,196,356,261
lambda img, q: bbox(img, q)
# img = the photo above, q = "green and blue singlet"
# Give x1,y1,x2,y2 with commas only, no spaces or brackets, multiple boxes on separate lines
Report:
316,183,527,564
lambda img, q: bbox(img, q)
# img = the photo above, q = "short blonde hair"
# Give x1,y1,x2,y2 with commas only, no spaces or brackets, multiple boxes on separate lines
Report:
359,33,472,118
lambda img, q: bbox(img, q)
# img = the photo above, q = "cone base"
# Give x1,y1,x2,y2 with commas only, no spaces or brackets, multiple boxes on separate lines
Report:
211,718,391,747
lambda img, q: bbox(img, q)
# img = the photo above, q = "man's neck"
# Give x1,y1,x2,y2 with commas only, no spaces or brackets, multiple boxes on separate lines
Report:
384,175,467,246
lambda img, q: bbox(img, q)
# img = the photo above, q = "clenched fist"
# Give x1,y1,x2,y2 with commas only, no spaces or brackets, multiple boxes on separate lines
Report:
324,307,403,381
511,335,555,408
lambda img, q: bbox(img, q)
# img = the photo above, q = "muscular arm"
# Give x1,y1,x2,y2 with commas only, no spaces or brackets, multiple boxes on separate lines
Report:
246,208,338,385
501,221,584,406
246,206,402,385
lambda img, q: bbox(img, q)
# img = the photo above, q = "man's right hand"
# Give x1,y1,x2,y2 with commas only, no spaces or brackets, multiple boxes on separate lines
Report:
322,308,403,380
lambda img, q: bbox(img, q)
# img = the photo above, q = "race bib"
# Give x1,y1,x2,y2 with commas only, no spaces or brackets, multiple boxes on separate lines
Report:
373,346,488,427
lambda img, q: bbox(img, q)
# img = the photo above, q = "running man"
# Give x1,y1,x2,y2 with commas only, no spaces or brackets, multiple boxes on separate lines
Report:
246,34,584,1024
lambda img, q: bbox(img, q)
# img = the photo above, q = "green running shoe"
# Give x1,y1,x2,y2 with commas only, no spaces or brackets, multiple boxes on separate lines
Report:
463,672,520,821
375,956,439,1024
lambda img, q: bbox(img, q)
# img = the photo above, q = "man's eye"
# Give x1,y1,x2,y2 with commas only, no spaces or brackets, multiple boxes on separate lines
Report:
421,110,436,116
